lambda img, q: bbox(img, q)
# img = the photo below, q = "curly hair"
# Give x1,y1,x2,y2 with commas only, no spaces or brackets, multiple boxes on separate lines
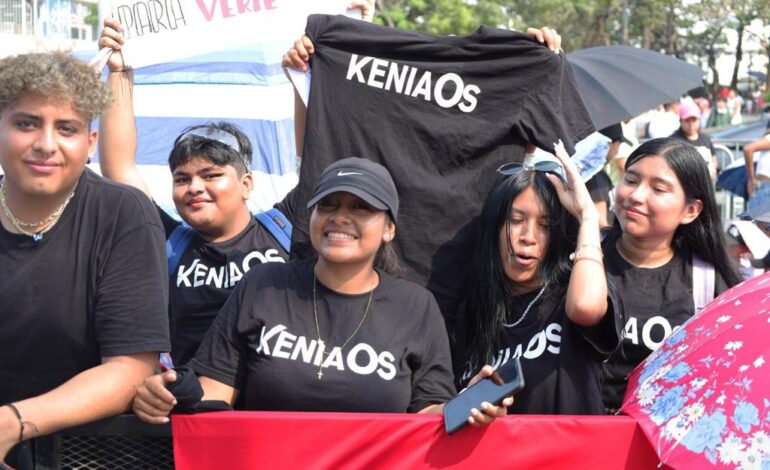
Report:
0,52,110,123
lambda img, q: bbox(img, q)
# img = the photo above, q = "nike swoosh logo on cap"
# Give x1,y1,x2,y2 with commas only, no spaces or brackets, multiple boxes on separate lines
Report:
337,171,363,176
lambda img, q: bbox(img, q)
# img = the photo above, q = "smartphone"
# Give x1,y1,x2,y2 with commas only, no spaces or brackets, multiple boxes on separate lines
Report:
443,357,524,435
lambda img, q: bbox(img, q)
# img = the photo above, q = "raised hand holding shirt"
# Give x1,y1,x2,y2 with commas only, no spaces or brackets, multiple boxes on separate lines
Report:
292,15,594,315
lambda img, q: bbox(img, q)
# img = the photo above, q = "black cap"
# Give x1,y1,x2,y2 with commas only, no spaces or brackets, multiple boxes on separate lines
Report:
307,157,399,221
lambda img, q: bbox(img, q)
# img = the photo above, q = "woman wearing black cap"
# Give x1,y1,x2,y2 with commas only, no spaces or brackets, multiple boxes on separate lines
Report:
133,158,508,424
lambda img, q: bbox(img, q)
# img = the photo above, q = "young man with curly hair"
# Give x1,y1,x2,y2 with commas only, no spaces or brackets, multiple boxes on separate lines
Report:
0,53,170,467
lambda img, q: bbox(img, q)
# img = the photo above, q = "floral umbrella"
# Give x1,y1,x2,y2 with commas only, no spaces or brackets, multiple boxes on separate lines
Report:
621,273,770,470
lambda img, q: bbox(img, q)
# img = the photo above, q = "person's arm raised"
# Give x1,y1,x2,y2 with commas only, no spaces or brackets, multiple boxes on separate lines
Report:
550,142,608,326
282,0,373,157
745,136,770,197
97,18,151,198
282,35,315,157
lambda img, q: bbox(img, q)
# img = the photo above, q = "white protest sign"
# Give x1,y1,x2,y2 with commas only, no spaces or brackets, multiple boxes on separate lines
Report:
110,0,360,68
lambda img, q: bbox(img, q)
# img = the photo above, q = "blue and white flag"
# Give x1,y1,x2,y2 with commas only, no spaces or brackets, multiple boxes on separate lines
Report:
78,0,360,215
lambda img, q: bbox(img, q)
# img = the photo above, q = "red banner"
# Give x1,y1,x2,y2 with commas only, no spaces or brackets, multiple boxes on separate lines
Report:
173,412,667,469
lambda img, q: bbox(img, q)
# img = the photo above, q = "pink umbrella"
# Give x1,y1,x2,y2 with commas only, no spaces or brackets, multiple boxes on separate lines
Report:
621,273,770,469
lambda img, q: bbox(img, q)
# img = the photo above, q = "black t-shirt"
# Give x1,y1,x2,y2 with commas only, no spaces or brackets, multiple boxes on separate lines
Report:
452,284,622,415
598,123,625,143
601,232,729,410
293,15,594,316
0,169,170,403
670,129,715,162
190,260,456,413
160,189,298,365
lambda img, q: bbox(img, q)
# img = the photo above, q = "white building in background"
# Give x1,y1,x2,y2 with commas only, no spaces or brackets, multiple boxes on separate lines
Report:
0,0,97,57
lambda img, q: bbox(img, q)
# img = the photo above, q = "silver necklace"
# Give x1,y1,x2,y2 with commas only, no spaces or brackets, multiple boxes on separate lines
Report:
503,284,547,328
313,270,376,379
0,178,76,242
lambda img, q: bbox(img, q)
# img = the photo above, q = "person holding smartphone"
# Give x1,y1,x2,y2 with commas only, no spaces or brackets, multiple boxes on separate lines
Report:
450,146,623,415
133,158,510,426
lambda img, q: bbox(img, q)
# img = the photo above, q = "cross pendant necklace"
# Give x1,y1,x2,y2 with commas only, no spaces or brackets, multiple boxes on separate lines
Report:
313,270,375,380
317,351,331,379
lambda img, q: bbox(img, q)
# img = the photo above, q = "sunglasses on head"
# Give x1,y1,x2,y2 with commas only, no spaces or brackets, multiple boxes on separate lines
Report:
496,161,568,188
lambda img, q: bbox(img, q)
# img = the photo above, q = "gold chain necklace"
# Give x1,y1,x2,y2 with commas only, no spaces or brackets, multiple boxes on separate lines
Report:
313,270,376,380
0,178,76,242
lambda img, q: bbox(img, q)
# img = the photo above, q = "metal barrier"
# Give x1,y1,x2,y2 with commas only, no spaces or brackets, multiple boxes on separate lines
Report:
711,117,767,223
713,143,742,222
19,415,173,470
714,143,736,171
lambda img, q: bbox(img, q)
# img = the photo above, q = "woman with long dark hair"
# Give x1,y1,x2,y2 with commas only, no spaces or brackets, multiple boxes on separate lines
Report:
601,137,743,412
452,146,623,415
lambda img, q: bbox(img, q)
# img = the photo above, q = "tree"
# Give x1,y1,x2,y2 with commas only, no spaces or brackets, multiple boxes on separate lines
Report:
623,0,671,50
678,1,729,96
85,2,99,28
504,0,619,51
726,0,770,90
374,0,508,35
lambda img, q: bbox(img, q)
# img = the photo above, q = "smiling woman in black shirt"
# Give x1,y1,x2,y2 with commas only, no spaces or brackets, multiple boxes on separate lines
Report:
601,138,743,412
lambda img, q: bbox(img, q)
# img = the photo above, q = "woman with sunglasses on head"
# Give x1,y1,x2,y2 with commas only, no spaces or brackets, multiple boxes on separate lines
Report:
601,137,743,413
133,158,510,425
451,145,623,415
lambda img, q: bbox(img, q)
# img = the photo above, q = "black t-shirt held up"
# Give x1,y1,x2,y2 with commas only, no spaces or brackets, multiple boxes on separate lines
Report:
0,169,170,403
190,260,456,413
292,14,595,316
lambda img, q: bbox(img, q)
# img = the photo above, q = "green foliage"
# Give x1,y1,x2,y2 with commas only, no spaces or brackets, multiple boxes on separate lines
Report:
374,0,508,35
372,0,770,90
84,3,99,28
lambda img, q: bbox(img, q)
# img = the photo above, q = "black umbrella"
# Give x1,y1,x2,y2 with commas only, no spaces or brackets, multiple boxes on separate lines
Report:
568,46,704,130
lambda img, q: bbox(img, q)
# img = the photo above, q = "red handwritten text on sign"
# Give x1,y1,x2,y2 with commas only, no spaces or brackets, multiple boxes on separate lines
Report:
195,0,278,21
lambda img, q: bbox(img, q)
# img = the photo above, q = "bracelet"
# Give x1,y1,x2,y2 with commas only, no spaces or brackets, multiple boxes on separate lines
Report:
109,66,133,73
573,256,604,267
3,403,24,443
569,244,603,262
